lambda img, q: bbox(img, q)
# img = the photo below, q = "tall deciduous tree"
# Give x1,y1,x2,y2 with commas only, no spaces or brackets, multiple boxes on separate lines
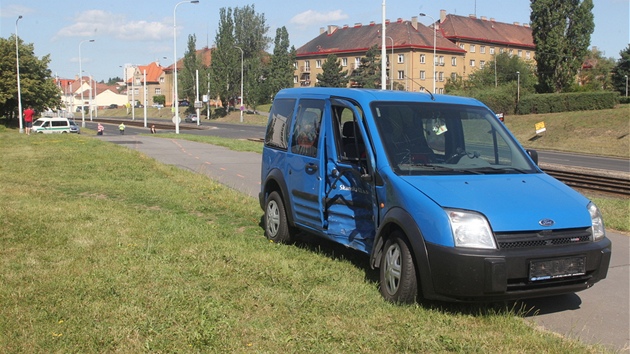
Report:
349,45,382,89
268,26,295,97
530,0,594,93
210,5,271,110
180,34,203,104
0,35,60,120
465,52,536,93
316,54,348,88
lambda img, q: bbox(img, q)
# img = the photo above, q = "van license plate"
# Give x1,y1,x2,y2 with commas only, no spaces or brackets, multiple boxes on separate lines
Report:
529,257,585,281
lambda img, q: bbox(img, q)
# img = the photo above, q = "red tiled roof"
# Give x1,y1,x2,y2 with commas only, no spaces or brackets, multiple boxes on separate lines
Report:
130,62,164,84
297,19,464,57
164,47,214,72
439,14,534,48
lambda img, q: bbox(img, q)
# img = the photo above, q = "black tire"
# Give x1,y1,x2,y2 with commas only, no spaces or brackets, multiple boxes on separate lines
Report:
379,230,418,304
264,191,292,243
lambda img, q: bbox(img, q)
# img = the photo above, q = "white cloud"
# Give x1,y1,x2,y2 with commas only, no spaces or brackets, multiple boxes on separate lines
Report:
289,9,349,28
0,4,34,18
55,10,171,41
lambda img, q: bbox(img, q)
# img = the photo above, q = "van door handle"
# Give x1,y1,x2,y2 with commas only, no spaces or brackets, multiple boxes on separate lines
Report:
305,163,318,174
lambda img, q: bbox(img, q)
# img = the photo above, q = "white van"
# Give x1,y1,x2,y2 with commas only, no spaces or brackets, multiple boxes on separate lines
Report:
32,117,79,134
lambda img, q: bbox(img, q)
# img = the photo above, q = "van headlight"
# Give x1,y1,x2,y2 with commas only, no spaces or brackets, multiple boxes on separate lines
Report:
445,209,497,249
587,202,606,241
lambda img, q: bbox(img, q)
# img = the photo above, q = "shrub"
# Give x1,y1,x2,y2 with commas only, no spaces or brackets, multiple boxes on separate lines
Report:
516,92,619,114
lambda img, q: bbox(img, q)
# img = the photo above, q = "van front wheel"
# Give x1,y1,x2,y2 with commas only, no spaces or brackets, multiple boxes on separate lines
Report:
379,231,418,304
264,191,292,243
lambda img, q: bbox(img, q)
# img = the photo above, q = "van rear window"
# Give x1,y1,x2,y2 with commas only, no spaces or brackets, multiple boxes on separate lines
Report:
265,99,295,150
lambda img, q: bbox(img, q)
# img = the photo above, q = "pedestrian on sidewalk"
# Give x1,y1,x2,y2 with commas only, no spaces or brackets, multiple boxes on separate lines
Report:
119,122,125,135
97,123,104,135
150,124,156,134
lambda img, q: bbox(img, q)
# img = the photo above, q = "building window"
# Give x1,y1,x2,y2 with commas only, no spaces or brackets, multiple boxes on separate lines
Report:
397,70,405,80
355,57,361,69
451,72,457,81
518,50,522,57
500,48,505,54
159,77,165,83
420,54,426,63
439,56,445,66
135,78,141,85
470,60,475,67
451,57,457,66
490,47,495,55
316,59,322,68
134,88,139,95
304,60,310,71
526,51,531,60
480,60,486,68
398,54,404,64
480,46,486,54
438,72,444,82
509,49,514,56
294,76,298,84
155,88,162,95
293,62,298,69
459,43,465,50
470,45,476,53
420,70,426,80
342,58,348,67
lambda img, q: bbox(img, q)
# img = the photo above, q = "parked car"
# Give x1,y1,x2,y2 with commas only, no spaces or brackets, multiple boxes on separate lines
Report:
68,119,80,134
152,103,164,108
108,104,118,109
259,87,611,303
178,100,190,107
184,114,198,123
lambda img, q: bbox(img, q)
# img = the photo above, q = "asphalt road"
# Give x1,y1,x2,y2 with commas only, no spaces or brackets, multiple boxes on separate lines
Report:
93,122,629,352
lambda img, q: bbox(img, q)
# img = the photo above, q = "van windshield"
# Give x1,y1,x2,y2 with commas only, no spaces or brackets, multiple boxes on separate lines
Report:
371,102,538,176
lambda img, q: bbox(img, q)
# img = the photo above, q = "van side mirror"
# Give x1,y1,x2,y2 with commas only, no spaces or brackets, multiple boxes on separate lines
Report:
526,149,538,165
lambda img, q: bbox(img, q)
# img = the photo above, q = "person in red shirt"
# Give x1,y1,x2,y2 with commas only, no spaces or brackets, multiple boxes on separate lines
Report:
23,106,35,135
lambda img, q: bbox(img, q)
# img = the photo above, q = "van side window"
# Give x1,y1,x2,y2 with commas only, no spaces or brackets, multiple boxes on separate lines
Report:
332,105,365,162
52,120,67,127
290,100,324,157
265,98,296,150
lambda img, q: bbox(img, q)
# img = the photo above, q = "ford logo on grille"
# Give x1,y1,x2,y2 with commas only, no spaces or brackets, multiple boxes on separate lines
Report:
539,219,555,227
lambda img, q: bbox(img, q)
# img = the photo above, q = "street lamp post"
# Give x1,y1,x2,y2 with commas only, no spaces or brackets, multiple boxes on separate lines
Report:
173,0,199,134
516,71,521,102
16,15,24,133
419,13,436,94
234,45,244,123
79,39,94,128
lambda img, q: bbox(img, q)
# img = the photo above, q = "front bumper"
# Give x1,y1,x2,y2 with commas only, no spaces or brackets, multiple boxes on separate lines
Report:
424,237,612,302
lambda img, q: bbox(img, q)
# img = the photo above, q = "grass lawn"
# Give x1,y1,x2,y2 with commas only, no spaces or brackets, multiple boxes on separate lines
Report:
0,130,611,353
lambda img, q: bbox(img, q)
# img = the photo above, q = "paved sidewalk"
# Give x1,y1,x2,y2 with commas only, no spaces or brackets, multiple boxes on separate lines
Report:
99,134,261,199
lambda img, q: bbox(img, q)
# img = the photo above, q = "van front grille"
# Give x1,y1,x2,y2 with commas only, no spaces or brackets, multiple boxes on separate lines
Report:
495,228,591,250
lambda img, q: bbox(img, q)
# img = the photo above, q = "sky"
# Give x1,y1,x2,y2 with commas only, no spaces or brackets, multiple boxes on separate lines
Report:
0,0,628,82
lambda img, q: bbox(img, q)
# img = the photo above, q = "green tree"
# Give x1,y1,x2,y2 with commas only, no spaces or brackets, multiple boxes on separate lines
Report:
180,34,204,105
611,45,630,96
349,45,382,89
267,26,295,97
316,54,348,87
0,35,60,120
530,0,594,93
210,5,271,111
576,47,616,91
466,52,536,93
153,95,166,106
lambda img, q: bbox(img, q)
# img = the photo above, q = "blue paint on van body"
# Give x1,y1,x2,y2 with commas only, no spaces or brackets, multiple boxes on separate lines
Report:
260,88,611,302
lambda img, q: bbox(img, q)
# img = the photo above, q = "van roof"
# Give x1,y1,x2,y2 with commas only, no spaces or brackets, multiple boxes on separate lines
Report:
274,87,485,107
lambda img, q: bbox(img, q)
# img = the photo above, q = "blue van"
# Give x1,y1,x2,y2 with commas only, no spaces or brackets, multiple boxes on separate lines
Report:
259,88,611,303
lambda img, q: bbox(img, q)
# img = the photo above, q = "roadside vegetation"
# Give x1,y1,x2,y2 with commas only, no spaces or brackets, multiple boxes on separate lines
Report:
0,131,613,353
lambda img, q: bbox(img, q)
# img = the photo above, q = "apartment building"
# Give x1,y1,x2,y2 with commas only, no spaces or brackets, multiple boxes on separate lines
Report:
437,10,535,81
294,11,535,92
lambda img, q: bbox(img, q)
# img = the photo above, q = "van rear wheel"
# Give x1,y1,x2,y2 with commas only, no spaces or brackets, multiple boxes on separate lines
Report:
264,191,292,243
379,231,418,304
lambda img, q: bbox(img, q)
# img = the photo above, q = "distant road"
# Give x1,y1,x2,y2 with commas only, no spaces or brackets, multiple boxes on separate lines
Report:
539,150,629,174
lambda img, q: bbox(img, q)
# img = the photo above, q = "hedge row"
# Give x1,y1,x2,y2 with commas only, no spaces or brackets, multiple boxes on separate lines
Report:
515,92,620,114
